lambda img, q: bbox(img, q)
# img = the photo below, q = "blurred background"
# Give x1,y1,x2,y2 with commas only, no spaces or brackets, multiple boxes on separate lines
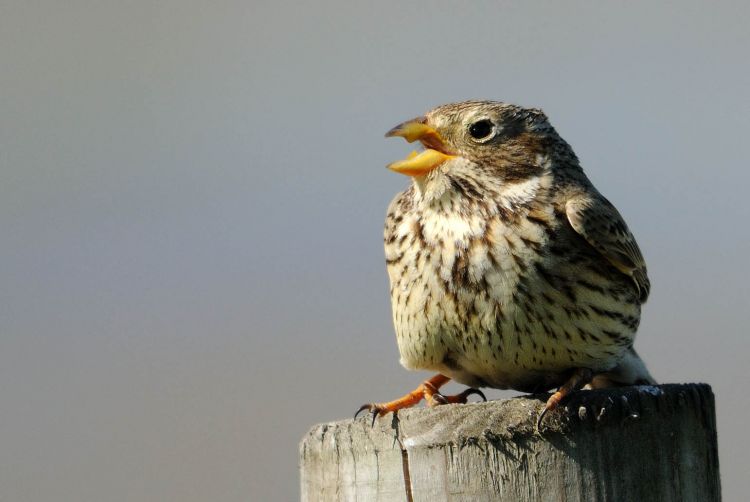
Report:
2,1,748,500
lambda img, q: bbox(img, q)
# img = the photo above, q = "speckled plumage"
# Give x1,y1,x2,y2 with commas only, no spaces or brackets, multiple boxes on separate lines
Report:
384,101,653,394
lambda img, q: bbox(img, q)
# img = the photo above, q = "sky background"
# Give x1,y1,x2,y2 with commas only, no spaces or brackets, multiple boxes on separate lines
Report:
1,1,748,500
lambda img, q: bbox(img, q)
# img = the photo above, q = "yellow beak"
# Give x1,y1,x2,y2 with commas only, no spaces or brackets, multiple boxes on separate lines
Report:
385,118,455,177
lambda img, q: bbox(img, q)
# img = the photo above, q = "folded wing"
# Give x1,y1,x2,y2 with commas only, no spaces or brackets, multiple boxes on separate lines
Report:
566,193,650,303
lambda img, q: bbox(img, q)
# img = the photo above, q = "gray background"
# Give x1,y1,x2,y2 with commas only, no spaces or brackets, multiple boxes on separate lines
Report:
2,1,747,500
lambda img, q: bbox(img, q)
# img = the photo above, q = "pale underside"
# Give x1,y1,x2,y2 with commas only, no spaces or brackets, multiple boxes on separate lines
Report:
385,163,641,392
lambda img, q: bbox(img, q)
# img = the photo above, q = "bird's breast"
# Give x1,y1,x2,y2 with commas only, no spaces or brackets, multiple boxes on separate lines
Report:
384,192,639,391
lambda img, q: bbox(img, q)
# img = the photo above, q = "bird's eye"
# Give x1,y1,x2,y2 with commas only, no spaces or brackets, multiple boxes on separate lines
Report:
468,119,494,141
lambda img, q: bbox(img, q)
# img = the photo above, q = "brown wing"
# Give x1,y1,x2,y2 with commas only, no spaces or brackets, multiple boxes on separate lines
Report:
566,194,650,303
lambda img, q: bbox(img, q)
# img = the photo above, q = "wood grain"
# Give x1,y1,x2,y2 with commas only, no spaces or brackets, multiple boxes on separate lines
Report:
300,384,720,501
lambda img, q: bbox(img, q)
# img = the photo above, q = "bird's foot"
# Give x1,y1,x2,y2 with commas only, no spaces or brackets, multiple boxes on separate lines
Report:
355,374,485,426
537,368,593,431
431,387,486,405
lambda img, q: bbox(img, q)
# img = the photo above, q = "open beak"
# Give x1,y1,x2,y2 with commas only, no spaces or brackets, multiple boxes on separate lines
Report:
385,117,455,177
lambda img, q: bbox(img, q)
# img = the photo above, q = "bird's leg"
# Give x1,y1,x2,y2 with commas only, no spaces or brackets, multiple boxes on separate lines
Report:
355,374,486,424
356,374,450,421
537,368,593,430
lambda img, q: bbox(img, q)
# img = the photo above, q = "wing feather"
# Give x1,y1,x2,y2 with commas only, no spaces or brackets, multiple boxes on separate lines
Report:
566,194,650,303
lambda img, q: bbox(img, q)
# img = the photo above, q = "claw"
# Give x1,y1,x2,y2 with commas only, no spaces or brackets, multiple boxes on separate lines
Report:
537,406,551,431
431,392,449,405
460,388,487,402
354,404,386,427
354,404,372,420
429,387,487,406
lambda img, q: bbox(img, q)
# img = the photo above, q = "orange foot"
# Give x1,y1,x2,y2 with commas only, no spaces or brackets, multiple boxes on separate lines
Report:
355,374,486,426
537,368,593,430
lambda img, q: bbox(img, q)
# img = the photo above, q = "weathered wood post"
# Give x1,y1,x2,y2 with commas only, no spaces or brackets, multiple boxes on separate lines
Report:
300,384,720,501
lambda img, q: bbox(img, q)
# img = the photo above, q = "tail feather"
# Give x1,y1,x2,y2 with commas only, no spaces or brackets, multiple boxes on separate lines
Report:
588,348,656,388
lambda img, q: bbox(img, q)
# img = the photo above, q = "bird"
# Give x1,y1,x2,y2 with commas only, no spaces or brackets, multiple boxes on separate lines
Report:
356,100,655,427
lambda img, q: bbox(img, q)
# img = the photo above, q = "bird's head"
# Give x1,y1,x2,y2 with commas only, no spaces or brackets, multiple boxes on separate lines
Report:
386,101,575,195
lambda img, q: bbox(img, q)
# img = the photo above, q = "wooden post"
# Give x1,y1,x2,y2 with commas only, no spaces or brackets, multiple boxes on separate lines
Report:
299,384,720,501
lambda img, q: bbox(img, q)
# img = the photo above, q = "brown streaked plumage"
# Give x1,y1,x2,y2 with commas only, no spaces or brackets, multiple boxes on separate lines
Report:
356,100,654,426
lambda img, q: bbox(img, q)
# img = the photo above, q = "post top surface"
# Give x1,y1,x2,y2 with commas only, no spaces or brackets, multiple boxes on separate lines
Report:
301,383,714,452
